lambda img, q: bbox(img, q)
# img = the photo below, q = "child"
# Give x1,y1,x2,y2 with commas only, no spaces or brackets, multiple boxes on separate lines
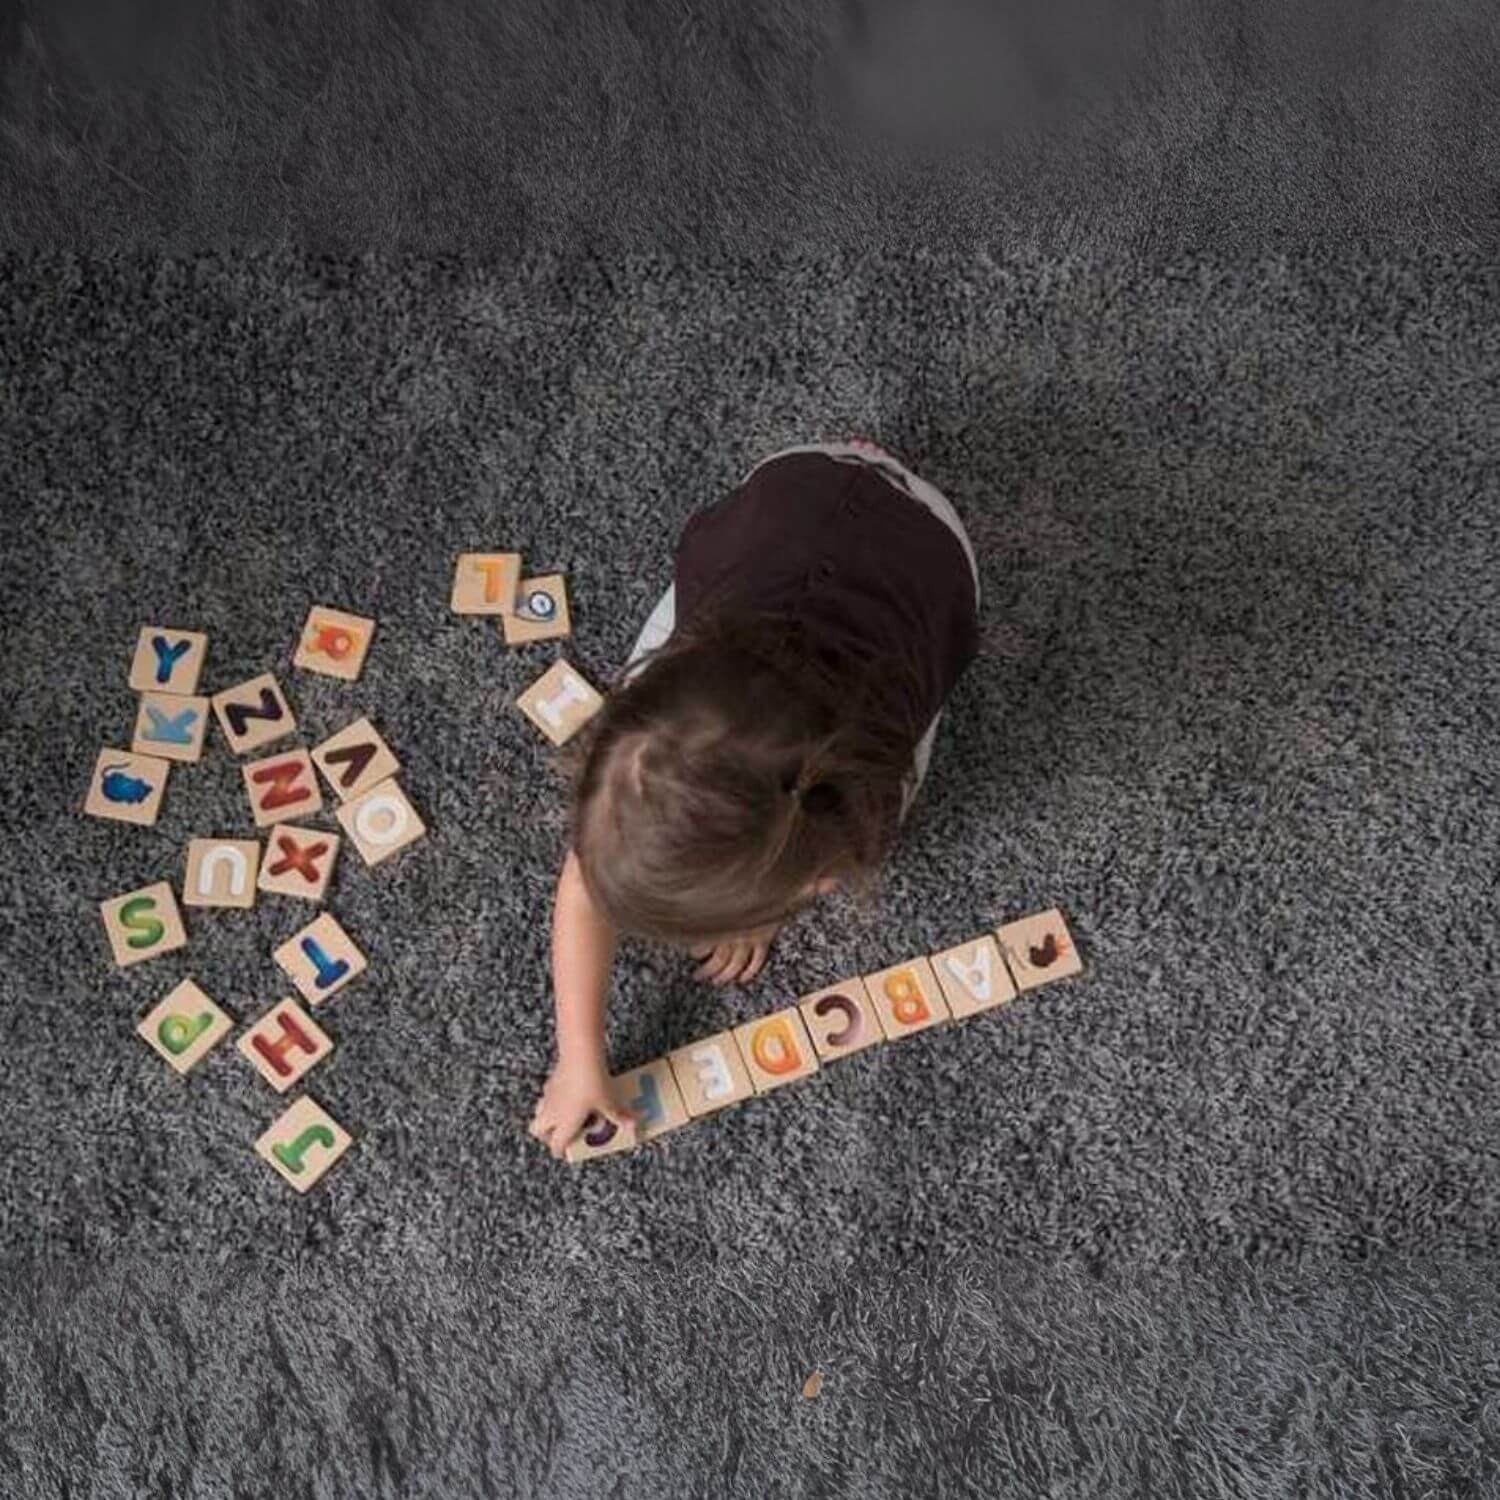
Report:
528,439,982,1157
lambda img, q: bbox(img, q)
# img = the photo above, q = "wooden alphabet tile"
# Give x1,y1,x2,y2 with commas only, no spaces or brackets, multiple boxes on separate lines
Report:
292,605,376,681
335,777,426,866
798,977,884,1062
238,998,333,1093
242,747,322,828
212,672,296,755
128,626,208,695
83,748,170,827
733,1007,820,1094
137,978,233,1074
310,717,400,802
100,881,187,968
667,1030,755,1118
257,825,340,902
182,837,261,908
931,934,1016,1019
863,955,951,1042
273,912,366,1006
500,574,571,646
996,908,1083,991
515,659,603,747
451,552,521,614
132,692,210,762
255,1096,353,1192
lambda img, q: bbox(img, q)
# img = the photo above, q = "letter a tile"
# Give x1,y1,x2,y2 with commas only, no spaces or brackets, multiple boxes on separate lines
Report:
256,1096,353,1193
931,934,1016,1019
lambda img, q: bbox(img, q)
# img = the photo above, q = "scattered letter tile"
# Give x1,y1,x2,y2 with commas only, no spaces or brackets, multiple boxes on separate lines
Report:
212,672,296,755
182,837,261,908
100,881,187,968
238,998,333,1093
500,574,571,646
137,978,233,1074
131,692,209,763
516,659,603,747
451,552,521,614
255,1096,353,1193
242,747,322,828
257,825,340,902
292,605,376,681
83,748,170,827
273,912,367,1006
128,626,207,695
335,777,426,865
311,716,400,802
996,908,1083,991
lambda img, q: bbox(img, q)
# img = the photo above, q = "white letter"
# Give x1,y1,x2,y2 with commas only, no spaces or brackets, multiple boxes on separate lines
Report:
944,944,992,1002
198,845,248,897
537,671,590,730
690,1044,734,1100
354,793,409,846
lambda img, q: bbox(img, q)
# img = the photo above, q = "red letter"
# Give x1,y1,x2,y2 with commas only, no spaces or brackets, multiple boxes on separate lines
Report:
252,758,314,811
251,1009,319,1077
268,831,329,884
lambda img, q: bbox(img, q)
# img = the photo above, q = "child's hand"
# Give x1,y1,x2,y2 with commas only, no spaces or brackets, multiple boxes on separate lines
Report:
529,1057,636,1159
690,923,780,985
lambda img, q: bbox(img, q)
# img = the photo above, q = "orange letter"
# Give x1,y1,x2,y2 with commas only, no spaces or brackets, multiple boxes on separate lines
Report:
750,1016,803,1076
310,622,360,660
475,558,513,603
884,970,931,1026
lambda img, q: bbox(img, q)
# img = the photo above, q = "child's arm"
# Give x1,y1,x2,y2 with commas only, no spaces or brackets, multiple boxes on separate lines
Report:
528,849,637,1158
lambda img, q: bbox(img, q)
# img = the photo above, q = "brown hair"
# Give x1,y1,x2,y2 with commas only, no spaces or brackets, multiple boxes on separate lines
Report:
568,606,929,944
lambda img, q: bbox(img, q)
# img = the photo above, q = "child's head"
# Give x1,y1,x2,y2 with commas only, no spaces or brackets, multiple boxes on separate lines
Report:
569,610,924,945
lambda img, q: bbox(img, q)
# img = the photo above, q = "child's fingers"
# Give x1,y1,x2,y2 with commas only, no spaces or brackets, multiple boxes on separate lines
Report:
741,942,770,983
694,945,736,982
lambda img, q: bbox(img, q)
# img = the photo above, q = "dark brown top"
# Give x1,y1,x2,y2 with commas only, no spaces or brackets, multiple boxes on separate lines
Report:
674,453,980,738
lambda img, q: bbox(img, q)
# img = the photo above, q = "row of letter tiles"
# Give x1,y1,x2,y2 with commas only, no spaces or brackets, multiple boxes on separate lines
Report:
566,909,1080,1163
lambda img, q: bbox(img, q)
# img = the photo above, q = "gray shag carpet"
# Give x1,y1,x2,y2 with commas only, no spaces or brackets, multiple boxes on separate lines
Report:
5,0,1500,257
4,247,1500,1494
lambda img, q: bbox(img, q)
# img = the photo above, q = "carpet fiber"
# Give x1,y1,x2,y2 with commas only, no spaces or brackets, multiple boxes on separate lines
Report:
4,247,1500,1492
